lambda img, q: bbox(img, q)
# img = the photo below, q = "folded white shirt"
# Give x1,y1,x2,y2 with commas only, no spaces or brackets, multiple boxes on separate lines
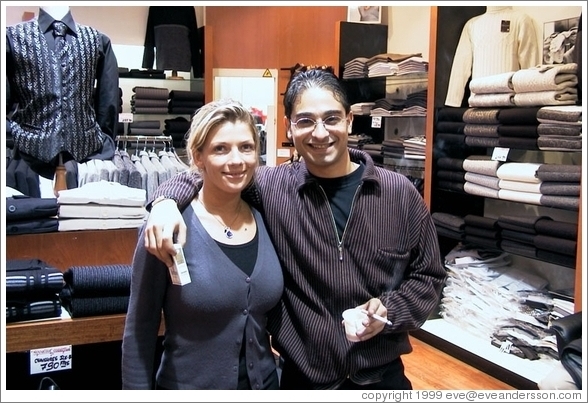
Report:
57,180,146,207
58,217,146,232
58,204,147,219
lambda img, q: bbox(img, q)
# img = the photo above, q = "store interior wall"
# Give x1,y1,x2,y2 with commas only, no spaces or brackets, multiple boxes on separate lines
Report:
5,5,583,76
5,5,583,157
3,6,205,45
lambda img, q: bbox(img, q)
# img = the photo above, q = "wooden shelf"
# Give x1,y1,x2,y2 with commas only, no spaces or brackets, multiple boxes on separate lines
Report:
6,314,127,353
342,71,429,83
6,314,165,353
5,228,144,353
5,228,139,271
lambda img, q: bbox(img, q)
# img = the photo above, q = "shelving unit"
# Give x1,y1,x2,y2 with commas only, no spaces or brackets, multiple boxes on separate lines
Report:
413,321,554,390
416,5,583,389
118,76,203,129
119,77,204,115
336,21,429,185
4,229,160,353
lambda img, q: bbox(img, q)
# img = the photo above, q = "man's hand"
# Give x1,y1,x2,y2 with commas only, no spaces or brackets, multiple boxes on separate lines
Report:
354,298,389,340
144,199,187,268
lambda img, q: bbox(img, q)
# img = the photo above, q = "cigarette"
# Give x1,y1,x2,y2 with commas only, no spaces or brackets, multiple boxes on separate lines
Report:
361,309,392,326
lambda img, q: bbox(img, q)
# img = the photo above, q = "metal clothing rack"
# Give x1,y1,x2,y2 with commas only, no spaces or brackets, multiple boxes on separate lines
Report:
115,135,172,144
115,135,173,151
114,134,189,170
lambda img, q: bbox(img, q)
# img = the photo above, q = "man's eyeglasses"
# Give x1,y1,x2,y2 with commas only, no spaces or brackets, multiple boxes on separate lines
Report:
290,116,346,134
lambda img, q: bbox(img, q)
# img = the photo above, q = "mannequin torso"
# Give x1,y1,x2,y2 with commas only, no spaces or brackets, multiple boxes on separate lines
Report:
6,4,119,180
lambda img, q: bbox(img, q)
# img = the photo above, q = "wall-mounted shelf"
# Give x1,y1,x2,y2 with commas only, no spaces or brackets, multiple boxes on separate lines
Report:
5,229,160,353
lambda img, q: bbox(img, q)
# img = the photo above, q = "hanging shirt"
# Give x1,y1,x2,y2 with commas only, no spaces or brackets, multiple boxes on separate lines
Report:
142,6,203,78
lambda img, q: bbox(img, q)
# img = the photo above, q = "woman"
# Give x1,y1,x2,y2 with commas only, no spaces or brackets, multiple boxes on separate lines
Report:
122,99,284,390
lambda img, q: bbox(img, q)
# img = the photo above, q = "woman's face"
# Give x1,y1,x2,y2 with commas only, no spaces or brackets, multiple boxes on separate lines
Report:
195,121,258,195
286,87,353,178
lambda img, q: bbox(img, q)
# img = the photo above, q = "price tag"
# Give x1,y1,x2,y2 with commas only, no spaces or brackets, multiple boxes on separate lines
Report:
371,116,382,128
491,147,509,162
118,112,134,123
29,345,72,374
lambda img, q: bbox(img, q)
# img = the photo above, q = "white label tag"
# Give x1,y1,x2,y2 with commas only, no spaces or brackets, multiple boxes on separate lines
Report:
455,256,476,265
277,148,291,158
371,116,382,128
118,112,134,123
491,147,509,161
29,345,72,374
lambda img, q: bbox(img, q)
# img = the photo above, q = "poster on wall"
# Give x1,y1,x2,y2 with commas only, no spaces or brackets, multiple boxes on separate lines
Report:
543,16,580,64
347,6,382,24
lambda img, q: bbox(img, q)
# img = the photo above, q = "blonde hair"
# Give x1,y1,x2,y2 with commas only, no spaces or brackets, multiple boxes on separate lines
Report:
186,99,260,170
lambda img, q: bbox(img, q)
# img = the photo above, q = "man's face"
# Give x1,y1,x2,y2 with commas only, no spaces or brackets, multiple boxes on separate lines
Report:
286,87,353,178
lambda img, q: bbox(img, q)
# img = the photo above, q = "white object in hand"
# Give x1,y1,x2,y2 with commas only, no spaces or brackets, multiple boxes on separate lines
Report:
342,308,368,342
169,244,191,285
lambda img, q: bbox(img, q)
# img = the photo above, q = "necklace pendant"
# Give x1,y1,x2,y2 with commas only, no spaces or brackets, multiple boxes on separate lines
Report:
224,227,234,239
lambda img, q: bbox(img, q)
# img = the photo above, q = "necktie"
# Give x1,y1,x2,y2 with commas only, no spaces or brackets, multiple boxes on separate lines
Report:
52,21,67,54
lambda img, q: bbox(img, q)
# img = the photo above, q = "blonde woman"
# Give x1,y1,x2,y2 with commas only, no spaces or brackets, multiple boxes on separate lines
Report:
122,99,283,390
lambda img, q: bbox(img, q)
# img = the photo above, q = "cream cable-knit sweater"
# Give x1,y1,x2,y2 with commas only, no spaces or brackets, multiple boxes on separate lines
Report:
445,7,541,107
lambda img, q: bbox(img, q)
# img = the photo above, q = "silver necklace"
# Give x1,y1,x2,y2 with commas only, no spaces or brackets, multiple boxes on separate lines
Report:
197,198,241,239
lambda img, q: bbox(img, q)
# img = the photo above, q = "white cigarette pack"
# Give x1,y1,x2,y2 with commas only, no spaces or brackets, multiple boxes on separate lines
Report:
169,244,191,285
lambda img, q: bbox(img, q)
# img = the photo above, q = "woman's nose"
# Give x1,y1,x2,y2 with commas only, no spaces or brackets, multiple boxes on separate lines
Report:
228,148,244,162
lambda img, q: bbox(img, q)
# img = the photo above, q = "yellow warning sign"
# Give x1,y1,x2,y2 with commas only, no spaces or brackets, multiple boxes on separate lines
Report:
262,69,272,78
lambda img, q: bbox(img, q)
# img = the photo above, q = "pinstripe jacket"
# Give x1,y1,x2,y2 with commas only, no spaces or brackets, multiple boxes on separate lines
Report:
151,147,447,389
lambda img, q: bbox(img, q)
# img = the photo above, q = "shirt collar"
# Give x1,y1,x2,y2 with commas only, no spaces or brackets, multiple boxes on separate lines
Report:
38,8,77,37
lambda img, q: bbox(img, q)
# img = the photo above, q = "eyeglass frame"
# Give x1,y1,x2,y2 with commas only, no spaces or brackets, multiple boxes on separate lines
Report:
289,115,349,134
